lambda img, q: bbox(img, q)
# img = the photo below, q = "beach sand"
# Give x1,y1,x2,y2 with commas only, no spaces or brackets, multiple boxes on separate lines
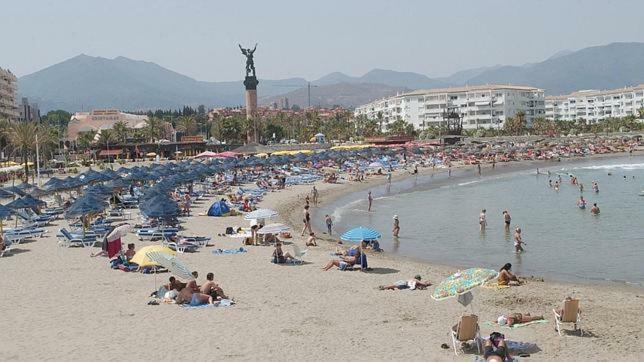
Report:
1,158,643,361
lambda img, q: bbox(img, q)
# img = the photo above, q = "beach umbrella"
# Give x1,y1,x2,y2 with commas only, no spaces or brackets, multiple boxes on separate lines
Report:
146,251,195,280
243,208,279,220
341,226,381,242
6,195,46,209
0,189,15,198
139,196,179,219
65,196,108,218
0,204,14,233
431,268,498,301
106,224,132,242
4,186,27,197
257,223,290,235
130,245,175,267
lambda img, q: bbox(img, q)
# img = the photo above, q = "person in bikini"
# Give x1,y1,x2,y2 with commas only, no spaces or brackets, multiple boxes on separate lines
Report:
497,313,544,327
498,263,522,286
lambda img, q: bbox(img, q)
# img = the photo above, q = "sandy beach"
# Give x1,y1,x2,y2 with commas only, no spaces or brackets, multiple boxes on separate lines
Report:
1,156,643,361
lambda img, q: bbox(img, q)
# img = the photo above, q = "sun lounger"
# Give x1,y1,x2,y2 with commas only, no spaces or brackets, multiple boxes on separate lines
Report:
57,228,98,248
553,298,583,336
451,314,482,356
136,227,178,240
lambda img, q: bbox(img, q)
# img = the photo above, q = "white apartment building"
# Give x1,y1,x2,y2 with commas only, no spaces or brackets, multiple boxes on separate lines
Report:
546,85,644,123
354,85,545,131
0,67,19,121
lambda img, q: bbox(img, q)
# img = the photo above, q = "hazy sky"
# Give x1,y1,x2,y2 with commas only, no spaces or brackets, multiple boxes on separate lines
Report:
3,0,643,81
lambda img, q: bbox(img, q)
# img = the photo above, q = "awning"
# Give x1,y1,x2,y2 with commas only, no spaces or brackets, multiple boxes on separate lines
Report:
99,149,123,156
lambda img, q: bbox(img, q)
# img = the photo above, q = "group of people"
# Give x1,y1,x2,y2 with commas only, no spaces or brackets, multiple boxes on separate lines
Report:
158,271,229,306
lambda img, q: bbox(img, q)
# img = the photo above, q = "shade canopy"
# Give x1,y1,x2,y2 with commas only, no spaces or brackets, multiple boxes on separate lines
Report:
341,226,381,242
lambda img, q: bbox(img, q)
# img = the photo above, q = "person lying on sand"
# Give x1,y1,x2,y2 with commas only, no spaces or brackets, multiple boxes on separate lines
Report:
497,313,544,327
379,275,431,290
483,332,511,362
498,263,522,286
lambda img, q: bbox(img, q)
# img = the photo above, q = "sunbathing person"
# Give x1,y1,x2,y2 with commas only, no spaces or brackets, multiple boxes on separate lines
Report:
322,249,360,271
200,272,228,300
483,332,511,362
272,242,294,263
498,263,522,286
497,313,544,327
379,275,432,290
185,271,200,292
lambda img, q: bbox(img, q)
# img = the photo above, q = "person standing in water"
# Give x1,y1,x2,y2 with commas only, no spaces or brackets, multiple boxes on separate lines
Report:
368,191,373,212
325,214,333,235
548,179,553,188
514,227,525,253
577,196,587,209
579,182,584,192
387,171,392,183
502,210,511,231
591,203,600,215
592,181,600,193
479,209,487,231
392,215,400,237
477,163,481,176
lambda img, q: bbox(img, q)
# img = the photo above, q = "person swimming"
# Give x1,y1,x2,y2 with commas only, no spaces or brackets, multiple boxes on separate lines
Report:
554,180,560,191
548,179,553,188
590,203,600,215
577,196,586,209
592,181,599,193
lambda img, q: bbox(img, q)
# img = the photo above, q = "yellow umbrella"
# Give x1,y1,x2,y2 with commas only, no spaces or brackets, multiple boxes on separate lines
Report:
130,245,175,267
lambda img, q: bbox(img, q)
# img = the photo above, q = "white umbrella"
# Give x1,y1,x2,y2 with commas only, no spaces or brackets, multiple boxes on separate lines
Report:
146,251,194,280
106,224,132,242
244,208,278,220
257,223,290,235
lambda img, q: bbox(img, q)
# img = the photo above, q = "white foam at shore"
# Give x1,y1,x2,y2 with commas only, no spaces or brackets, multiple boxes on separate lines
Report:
573,162,644,170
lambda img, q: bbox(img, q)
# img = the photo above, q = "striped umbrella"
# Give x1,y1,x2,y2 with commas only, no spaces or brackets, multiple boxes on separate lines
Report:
431,268,498,301
341,226,381,242
244,208,278,220
146,251,194,280
257,223,290,235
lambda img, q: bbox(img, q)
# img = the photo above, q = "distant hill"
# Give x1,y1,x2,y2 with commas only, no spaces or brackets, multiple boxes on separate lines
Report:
17,42,644,111
17,54,306,111
464,42,644,95
261,82,406,108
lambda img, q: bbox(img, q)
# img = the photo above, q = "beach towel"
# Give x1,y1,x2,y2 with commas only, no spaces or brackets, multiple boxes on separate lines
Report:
212,248,247,255
180,299,235,309
484,319,549,329
474,357,519,362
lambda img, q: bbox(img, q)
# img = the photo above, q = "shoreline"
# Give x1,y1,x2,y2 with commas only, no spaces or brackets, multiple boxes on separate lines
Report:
288,150,644,290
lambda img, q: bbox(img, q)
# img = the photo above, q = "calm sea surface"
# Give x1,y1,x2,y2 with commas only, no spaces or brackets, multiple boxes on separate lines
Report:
315,155,644,286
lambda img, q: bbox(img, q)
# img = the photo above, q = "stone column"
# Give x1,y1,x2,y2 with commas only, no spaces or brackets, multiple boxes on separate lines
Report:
243,76,259,142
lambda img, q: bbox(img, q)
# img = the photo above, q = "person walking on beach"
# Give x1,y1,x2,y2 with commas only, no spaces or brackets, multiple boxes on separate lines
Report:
392,215,400,237
311,186,319,206
325,214,333,235
479,209,487,231
591,203,600,215
301,205,311,236
502,210,511,231
368,191,373,211
514,227,525,253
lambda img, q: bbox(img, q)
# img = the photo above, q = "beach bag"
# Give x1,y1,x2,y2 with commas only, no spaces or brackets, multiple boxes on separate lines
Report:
225,227,234,235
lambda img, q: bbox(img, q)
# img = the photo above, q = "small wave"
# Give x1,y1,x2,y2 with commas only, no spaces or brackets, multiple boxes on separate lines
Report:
457,180,481,186
573,163,644,171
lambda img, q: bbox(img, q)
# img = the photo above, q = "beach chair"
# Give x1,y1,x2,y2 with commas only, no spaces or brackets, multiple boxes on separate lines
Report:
291,244,307,265
57,228,98,248
553,298,583,336
450,314,482,356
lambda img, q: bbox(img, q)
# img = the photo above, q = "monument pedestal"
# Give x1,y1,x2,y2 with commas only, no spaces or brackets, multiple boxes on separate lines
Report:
244,76,259,142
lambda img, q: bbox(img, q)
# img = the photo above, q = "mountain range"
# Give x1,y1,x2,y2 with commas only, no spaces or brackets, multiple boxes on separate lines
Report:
16,42,644,111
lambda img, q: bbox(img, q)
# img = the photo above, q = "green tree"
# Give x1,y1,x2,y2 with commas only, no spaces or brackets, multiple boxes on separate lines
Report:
503,111,527,135
143,117,164,142
112,121,129,144
263,123,286,142
76,131,96,152
531,117,556,135
176,116,198,136
219,117,243,143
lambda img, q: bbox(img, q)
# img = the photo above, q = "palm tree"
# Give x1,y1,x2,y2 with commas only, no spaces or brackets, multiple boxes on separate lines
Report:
176,116,198,136
6,122,37,180
112,121,128,144
143,117,163,142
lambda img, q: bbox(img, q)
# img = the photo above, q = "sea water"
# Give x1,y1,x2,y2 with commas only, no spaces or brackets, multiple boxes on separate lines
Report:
315,155,644,286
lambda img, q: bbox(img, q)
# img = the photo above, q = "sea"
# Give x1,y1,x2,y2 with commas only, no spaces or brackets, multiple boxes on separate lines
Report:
314,155,644,286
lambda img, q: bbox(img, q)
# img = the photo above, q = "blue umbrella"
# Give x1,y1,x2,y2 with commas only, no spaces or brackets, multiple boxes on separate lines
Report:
43,177,65,192
65,195,108,218
6,195,46,209
139,195,179,219
4,186,27,197
0,204,15,218
341,226,381,242
0,188,15,198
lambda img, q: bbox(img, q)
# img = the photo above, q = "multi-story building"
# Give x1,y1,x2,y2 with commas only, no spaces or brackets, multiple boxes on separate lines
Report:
0,67,19,121
18,97,41,122
546,85,644,123
67,109,149,141
354,85,545,131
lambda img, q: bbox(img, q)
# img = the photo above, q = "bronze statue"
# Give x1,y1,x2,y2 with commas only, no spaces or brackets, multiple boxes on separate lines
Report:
238,43,257,77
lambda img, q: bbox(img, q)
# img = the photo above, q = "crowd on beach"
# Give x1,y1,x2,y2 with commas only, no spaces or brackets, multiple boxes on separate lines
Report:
0,134,641,359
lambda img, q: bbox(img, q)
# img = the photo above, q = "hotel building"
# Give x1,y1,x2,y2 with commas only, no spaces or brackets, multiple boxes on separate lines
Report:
354,85,545,131
0,67,19,121
545,85,644,122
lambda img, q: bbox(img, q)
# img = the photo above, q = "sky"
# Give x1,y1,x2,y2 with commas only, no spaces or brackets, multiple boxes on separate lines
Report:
2,0,644,82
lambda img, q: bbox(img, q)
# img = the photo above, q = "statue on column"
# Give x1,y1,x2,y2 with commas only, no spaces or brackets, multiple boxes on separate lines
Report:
238,43,257,77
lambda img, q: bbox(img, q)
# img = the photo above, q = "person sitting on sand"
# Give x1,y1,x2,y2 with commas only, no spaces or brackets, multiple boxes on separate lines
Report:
379,275,432,290
124,243,136,261
186,271,200,292
306,232,317,246
498,263,522,286
483,332,511,362
497,313,544,327
272,242,294,264
200,272,228,300
166,276,187,292
322,248,361,271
